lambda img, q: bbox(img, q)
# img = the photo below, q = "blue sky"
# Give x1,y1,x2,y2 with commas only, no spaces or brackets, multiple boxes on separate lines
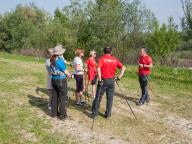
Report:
0,0,183,26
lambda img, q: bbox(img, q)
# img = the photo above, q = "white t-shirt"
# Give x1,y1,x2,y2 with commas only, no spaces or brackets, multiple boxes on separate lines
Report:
73,57,84,75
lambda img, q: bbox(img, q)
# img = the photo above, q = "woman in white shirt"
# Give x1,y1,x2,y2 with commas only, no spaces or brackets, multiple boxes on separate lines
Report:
73,48,85,106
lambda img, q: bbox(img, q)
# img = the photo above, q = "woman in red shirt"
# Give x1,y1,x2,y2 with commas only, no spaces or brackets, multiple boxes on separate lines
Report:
85,51,97,98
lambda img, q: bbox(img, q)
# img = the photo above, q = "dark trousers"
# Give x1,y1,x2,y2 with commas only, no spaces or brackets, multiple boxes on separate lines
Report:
74,74,84,93
92,78,115,117
52,78,68,118
139,75,149,104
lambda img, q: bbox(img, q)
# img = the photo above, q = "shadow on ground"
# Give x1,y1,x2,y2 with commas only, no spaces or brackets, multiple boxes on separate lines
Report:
35,87,49,96
29,87,138,119
28,94,49,115
115,92,139,104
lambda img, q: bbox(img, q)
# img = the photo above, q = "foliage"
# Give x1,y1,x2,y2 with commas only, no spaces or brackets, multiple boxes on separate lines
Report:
0,0,188,65
181,0,192,50
145,18,181,63
0,0,156,60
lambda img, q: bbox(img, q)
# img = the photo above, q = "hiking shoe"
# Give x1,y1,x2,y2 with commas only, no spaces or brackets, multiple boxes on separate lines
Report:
136,102,144,106
59,115,72,121
104,115,111,119
89,113,97,119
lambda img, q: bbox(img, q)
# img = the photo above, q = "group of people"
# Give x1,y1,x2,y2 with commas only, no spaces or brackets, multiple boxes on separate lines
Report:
45,44,153,120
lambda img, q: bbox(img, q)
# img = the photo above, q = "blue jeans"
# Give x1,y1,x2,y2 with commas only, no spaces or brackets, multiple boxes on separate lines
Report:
139,75,149,104
92,78,115,117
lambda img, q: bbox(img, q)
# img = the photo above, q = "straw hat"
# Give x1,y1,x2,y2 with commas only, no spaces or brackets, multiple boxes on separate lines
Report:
53,45,66,56
48,48,54,56
90,50,96,56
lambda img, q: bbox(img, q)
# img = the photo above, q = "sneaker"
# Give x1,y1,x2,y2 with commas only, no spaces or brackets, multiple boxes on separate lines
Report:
75,102,81,106
80,101,86,104
80,101,86,106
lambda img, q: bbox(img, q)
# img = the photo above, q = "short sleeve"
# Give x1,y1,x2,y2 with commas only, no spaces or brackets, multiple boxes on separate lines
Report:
58,59,66,72
116,59,123,69
147,56,152,65
75,57,81,65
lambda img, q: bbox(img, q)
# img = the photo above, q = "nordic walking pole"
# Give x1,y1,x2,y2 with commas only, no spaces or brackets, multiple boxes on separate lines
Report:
115,81,137,120
91,82,103,129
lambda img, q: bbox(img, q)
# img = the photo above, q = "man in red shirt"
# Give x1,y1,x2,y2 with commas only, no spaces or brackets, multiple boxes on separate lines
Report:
91,47,126,119
137,47,153,106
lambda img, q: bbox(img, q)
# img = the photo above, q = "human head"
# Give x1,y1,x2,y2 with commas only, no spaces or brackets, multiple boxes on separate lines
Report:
53,44,65,56
75,48,84,57
140,47,148,56
104,46,112,54
90,50,96,58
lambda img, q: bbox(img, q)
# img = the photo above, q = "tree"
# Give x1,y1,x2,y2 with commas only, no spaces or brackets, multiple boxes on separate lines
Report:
146,18,180,63
0,3,49,52
181,0,192,50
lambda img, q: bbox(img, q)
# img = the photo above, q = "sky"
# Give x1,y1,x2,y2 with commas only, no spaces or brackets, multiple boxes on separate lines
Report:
0,0,183,26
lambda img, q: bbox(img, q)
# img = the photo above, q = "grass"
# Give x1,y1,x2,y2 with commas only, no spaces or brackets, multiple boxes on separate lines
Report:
0,52,192,143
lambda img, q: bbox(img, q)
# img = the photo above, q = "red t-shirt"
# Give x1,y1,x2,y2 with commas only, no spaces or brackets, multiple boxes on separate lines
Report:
86,57,97,72
138,55,152,75
86,57,97,81
98,54,123,79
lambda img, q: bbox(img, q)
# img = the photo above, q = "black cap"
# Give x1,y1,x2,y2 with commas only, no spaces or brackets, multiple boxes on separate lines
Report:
104,47,112,54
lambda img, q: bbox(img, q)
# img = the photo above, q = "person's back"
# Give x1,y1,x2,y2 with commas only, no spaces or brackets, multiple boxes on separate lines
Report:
99,54,122,79
91,47,126,119
51,57,67,80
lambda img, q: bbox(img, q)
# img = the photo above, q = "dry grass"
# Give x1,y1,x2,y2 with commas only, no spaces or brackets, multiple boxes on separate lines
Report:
0,54,192,144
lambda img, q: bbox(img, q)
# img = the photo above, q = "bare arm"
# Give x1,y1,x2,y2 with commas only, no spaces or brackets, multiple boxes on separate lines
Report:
139,63,153,69
144,63,153,68
97,68,102,81
84,63,88,72
64,60,71,65
118,66,126,79
64,70,71,78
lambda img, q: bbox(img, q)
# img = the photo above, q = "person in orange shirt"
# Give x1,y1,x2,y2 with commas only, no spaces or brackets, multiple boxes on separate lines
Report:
85,51,97,98
137,47,153,106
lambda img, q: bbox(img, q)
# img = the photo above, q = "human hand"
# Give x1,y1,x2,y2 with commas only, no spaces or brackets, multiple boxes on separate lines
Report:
114,77,120,81
98,80,103,86
139,63,144,68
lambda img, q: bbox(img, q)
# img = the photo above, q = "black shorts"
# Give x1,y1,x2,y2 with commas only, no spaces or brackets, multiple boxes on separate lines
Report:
74,74,84,93
91,75,97,85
